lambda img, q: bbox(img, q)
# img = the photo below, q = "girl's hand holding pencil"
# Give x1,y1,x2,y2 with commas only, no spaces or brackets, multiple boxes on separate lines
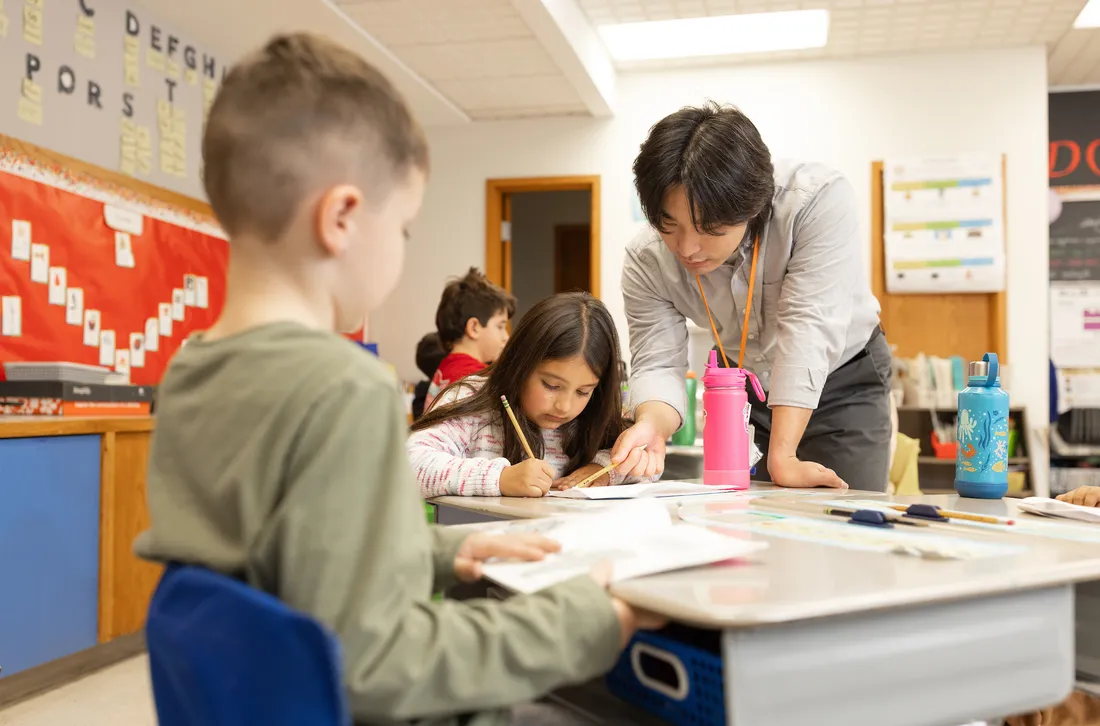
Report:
499,459,555,497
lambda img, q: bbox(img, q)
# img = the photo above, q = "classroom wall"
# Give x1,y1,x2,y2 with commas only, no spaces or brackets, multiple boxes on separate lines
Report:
510,190,591,320
377,45,1050,485
0,0,226,198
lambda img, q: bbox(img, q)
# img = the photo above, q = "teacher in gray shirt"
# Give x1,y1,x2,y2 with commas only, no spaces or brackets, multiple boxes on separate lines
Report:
611,103,891,492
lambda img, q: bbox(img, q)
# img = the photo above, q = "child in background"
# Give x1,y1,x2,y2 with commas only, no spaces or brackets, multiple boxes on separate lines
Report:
135,33,659,726
411,332,444,420
409,292,657,498
425,267,515,411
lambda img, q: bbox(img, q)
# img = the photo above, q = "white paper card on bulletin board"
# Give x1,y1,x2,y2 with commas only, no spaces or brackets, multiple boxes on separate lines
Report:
1051,282,1100,368
2,296,21,337
30,243,49,283
83,309,100,346
104,204,144,235
11,220,31,261
883,156,1006,294
144,317,159,351
99,329,116,367
66,288,84,325
48,266,66,305
159,303,173,336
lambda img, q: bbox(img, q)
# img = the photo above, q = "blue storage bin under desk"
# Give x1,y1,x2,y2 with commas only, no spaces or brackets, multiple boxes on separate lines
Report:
605,625,724,726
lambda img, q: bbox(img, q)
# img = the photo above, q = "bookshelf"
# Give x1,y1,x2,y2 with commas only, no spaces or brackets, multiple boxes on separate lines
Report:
896,405,1032,497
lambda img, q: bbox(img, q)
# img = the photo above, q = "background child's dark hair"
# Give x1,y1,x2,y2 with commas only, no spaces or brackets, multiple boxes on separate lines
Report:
435,268,516,352
415,332,445,378
413,292,626,473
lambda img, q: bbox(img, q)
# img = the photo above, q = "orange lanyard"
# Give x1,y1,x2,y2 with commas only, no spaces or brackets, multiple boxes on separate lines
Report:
694,235,759,370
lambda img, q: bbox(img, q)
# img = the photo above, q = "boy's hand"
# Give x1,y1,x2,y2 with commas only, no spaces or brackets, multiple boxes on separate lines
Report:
499,459,555,497
453,533,561,583
610,598,669,648
552,463,610,490
588,561,668,647
1057,486,1100,507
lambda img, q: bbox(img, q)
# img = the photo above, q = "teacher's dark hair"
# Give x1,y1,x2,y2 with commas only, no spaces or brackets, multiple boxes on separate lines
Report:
634,102,774,239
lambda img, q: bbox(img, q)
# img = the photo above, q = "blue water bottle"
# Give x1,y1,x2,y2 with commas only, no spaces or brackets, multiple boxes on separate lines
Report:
955,353,1010,499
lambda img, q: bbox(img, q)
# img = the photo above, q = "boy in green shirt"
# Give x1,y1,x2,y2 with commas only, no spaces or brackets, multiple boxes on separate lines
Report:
135,32,658,725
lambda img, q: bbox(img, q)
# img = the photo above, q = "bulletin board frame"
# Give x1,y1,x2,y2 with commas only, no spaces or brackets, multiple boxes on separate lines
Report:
870,157,1008,364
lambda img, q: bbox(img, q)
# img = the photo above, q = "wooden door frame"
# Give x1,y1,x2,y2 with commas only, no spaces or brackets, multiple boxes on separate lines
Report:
485,176,601,298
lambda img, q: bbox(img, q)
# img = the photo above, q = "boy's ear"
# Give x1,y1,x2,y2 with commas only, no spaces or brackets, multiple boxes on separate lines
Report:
464,317,482,340
315,184,363,257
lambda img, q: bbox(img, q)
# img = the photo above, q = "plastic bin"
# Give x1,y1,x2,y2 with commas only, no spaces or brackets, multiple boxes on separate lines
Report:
606,625,724,726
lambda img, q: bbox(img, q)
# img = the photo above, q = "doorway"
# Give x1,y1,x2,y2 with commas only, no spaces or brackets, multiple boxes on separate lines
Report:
485,176,600,320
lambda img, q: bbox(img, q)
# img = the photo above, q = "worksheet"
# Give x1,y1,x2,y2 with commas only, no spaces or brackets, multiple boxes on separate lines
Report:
548,480,739,500
479,500,767,593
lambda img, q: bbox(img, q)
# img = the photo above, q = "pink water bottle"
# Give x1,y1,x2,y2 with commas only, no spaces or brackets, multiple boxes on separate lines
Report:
701,350,766,489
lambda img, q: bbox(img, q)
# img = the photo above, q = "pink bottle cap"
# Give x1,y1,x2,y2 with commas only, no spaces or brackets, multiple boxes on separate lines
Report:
701,350,766,401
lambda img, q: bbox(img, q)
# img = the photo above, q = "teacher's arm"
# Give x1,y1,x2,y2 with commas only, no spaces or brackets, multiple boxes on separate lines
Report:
611,247,690,477
768,177,862,489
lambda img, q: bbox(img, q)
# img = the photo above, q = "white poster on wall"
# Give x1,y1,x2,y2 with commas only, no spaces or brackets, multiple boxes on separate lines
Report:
883,156,1006,294
1051,282,1100,368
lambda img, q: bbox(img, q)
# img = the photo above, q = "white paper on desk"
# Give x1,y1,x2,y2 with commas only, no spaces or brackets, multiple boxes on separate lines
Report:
548,481,738,500
480,500,767,594
1018,497,1100,524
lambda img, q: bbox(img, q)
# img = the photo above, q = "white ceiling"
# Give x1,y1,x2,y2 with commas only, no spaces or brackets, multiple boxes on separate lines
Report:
142,0,1100,125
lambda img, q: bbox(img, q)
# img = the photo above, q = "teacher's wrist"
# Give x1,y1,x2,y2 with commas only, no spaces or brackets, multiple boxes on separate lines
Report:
635,401,680,440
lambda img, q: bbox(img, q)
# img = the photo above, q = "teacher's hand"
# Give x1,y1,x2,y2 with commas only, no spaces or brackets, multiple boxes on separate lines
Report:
769,455,848,489
611,419,665,479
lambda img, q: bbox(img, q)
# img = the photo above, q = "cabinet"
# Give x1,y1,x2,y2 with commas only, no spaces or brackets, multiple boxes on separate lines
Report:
0,435,101,677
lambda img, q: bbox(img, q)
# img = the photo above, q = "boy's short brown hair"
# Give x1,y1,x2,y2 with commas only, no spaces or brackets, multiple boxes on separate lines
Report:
435,268,516,351
202,33,429,241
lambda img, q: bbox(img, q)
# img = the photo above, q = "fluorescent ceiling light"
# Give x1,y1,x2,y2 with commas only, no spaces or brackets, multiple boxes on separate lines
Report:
597,9,829,62
1075,0,1100,28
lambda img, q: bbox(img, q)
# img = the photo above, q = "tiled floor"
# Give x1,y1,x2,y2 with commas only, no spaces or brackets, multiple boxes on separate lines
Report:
0,656,155,726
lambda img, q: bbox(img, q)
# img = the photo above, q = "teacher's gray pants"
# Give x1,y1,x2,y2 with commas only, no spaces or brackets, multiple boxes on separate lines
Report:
745,328,893,492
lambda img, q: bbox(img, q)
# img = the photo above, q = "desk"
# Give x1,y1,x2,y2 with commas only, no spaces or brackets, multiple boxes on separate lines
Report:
0,416,160,679
433,488,1100,726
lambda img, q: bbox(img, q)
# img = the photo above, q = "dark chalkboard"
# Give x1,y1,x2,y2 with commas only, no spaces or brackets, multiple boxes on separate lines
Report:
1051,199,1100,281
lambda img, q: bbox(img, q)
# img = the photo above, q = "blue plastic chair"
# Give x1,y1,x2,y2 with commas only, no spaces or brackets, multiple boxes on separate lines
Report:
146,564,350,726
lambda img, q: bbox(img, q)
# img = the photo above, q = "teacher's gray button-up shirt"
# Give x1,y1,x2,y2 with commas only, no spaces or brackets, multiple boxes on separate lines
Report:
623,159,881,425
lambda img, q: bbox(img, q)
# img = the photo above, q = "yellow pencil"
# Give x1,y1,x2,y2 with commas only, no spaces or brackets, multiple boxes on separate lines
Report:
886,504,1014,526
500,395,536,460
575,445,648,488
575,462,616,489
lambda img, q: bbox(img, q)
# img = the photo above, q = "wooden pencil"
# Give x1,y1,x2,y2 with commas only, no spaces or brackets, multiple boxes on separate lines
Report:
500,395,536,460
575,445,648,489
575,462,616,489
886,504,1014,526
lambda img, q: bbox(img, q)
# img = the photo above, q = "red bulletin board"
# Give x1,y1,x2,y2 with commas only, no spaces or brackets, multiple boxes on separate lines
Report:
0,167,227,385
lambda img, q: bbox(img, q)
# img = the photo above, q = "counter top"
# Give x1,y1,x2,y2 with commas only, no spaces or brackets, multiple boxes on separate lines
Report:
0,416,154,439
